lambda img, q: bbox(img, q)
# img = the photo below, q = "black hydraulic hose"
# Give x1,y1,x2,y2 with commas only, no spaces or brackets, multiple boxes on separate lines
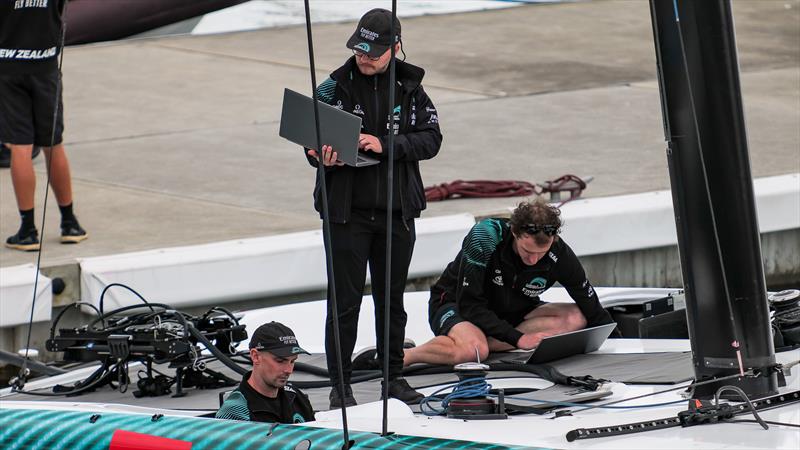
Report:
301,1,351,448
16,0,70,392
187,323,247,376
381,1,398,437
99,282,155,316
49,302,102,342
12,359,119,397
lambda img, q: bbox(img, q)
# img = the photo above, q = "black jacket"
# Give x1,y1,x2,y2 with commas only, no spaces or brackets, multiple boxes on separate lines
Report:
215,371,315,424
429,218,614,346
305,57,442,223
0,0,64,75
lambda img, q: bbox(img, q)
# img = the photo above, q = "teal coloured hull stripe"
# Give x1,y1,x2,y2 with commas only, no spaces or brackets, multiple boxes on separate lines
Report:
8,411,86,450
6,409,67,450
0,408,32,441
67,414,146,450
0,409,544,450
185,416,252,450
19,410,86,450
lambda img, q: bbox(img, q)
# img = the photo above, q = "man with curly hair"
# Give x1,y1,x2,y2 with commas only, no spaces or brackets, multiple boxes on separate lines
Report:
399,198,615,366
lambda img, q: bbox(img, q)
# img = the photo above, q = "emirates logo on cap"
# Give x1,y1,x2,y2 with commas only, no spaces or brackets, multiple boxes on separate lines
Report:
360,27,379,41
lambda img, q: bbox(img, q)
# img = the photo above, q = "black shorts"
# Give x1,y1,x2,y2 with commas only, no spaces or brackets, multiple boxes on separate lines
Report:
0,71,64,147
429,301,464,337
429,299,545,337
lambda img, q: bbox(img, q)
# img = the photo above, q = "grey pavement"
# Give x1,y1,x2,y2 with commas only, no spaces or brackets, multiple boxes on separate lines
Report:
1,0,798,268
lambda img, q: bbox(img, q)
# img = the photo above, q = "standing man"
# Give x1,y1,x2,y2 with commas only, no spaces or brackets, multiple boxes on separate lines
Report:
0,0,88,252
401,199,616,366
305,9,442,408
216,322,315,424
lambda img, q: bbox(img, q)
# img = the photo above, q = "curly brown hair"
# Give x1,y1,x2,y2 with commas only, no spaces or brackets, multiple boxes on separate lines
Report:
509,198,562,245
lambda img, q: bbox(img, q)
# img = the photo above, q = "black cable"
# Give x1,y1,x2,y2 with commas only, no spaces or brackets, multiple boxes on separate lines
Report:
16,0,71,392
381,1,398,437
301,1,350,448
568,369,756,416
714,385,768,430
49,302,102,342
671,0,745,374
723,419,800,428
99,282,155,316
187,323,247,376
12,359,121,397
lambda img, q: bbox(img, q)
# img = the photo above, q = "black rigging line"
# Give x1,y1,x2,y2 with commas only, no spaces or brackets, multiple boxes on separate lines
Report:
381,0,399,437
15,0,70,392
671,0,746,374
301,1,351,448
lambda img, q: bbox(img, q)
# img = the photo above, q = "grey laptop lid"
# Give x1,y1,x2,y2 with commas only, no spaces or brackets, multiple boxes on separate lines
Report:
526,323,617,364
279,88,379,167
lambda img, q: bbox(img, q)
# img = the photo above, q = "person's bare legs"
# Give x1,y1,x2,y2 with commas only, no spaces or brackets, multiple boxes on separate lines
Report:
41,144,73,206
403,321,490,366
9,144,35,210
515,303,587,349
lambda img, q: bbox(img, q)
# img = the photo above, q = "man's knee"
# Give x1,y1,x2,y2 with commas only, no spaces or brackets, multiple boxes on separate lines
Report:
452,340,489,364
565,307,587,330
448,322,490,363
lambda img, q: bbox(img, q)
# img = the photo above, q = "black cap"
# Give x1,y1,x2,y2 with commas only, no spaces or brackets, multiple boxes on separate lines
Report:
346,8,401,58
249,322,309,358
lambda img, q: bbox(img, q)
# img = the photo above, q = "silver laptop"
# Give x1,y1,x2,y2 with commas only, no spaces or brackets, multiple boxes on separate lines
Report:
279,88,379,167
522,323,617,364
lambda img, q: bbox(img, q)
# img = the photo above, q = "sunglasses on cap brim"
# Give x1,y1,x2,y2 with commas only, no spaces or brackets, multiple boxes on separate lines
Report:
520,224,559,236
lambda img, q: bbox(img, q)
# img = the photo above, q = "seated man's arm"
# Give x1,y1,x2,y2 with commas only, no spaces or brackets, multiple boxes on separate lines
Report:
557,243,615,327
215,391,250,421
456,220,524,347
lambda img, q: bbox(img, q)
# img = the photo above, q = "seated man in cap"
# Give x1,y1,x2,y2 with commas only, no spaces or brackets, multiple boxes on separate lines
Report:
216,322,315,424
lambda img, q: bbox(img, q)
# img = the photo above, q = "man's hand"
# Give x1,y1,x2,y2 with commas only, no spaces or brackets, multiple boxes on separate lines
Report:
358,133,383,154
517,332,547,350
307,145,344,166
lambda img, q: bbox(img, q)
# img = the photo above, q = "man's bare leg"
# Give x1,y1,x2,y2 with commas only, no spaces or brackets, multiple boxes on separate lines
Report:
9,144,36,210
515,303,587,348
404,321,489,366
42,144,74,206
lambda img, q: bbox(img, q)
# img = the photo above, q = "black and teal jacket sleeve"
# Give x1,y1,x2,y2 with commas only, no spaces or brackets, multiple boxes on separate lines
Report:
556,243,615,327
380,85,442,162
455,219,524,347
303,77,343,170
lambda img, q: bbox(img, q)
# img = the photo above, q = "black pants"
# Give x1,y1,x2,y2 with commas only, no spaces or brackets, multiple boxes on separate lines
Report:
324,209,415,384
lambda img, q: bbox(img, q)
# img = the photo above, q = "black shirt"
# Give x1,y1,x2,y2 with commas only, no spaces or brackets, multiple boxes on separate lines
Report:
0,0,64,75
429,218,614,346
215,371,315,424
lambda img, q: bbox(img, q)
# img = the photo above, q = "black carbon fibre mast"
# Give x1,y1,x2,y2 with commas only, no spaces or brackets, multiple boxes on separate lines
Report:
649,0,777,398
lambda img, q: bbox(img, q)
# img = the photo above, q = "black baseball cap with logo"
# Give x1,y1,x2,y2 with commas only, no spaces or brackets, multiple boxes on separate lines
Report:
346,8,401,58
248,322,309,358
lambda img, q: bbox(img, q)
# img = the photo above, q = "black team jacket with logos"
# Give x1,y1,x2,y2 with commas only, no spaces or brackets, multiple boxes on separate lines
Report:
215,371,315,424
0,0,64,75
429,218,615,346
304,57,442,223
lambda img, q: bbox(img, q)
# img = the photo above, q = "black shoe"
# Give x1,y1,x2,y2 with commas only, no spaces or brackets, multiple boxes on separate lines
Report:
382,378,423,405
61,220,88,244
352,339,416,371
329,384,357,409
5,228,40,251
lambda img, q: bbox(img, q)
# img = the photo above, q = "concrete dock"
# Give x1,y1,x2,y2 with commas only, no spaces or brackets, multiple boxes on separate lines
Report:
1,0,798,271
